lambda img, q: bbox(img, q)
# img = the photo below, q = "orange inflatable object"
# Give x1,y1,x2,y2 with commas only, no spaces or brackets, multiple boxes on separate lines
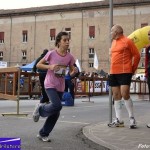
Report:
128,26,150,51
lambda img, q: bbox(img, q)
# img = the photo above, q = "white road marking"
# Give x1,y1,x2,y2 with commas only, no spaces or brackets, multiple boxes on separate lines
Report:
0,115,90,125
0,103,107,114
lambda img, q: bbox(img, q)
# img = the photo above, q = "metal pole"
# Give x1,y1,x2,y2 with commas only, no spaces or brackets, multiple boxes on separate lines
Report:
34,14,37,60
17,68,20,115
109,0,113,123
9,16,12,67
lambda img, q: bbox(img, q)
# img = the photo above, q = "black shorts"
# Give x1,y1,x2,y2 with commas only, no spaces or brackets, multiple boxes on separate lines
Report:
109,73,132,87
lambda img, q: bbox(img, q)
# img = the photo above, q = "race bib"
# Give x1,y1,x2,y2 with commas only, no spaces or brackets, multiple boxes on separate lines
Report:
54,66,68,77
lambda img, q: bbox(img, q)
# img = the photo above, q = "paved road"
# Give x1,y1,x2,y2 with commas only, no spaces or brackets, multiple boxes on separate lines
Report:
0,94,148,150
83,95,150,150
0,96,110,150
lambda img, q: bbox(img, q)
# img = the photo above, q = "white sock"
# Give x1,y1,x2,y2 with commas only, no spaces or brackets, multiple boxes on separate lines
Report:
124,98,134,118
114,100,123,122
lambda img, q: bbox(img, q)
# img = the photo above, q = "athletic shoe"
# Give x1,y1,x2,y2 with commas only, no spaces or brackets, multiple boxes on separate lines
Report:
108,118,124,127
37,134,51,142
146,124,150,128
32,103,42,122
129,117,137,129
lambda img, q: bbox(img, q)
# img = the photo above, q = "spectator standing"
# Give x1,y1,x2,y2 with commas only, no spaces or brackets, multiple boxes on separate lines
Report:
145,30,150,128
108,24,140,129
33,49,49,103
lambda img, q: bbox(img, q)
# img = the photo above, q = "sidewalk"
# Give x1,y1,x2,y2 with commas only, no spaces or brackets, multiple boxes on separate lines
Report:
83,96,150,150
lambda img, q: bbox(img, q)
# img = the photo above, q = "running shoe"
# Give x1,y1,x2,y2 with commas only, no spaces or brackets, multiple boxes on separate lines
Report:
32,103,41,122
129,117,137,129
108,118,124,127
37,134,51,142
146,124,150,128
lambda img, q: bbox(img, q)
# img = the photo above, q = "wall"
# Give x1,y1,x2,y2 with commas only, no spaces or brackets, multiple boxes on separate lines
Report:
0,2,149,72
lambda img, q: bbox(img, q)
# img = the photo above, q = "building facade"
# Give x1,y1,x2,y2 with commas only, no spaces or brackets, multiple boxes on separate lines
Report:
0,0,150,72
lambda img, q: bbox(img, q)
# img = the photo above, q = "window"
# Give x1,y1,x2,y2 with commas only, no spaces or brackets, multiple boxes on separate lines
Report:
141,62,144,68
141,48,145,57
89,26,95,39
89,63,94,68
140,57,145,68
67,48,70,53
22,30,28,42
89,48,94,58
65,28,71,39
141,23,148,28
0,32,4,43
22,64,26,66
141,48,145,54
22,50,27,59
0,51,3,59
50,29,56,40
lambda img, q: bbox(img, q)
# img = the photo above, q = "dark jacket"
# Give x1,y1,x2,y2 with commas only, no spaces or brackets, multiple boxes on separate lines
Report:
32,49,48,73
145,45,150,78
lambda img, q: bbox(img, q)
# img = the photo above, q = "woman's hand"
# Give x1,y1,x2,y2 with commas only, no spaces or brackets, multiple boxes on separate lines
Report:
50,64,60,71
70,66,78,76
73,67,78,74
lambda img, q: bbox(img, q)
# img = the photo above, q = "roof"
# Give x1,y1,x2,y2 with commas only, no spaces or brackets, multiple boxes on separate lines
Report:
20,60,36,72
0,0,149,17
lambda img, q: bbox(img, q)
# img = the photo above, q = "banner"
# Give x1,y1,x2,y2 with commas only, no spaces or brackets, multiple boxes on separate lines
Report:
93,52,99,70
0,61,7,68
88,81,108,92
75,59,82,72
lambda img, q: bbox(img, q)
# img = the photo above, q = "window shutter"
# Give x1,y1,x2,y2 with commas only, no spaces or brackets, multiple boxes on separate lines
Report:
0,32,4,40
141,23,148,28
65,28,71,31
50,29,55,37
89,26,95,37
22,30,27,34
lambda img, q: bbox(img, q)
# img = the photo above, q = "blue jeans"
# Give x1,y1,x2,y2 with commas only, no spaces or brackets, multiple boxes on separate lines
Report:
39,88,63,137
147,75,150,101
